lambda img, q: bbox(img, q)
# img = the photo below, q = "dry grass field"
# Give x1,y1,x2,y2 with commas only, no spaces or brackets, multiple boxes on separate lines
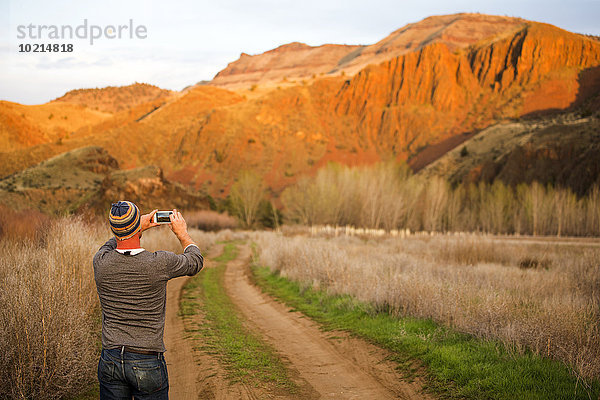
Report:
0,214,218,399
0,216,104,399
253,231,600,381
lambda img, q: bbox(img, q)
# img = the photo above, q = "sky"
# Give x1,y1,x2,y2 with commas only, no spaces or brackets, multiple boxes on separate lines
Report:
1,0,599,105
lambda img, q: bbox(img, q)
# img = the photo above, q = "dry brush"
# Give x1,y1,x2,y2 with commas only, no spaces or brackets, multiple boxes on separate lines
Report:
0,217,105,399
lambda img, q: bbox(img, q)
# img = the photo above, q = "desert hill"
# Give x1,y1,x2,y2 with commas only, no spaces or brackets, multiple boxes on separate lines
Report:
1,13,599,214
335,21,600,163
0,83,175,154
420,108,600,195
211,14,526,89
0,100,111,152
212,42,362,89
0,146,207,213
52,83,175,113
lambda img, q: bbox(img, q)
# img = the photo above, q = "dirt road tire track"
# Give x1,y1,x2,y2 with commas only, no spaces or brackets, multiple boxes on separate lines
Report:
165,275,199,399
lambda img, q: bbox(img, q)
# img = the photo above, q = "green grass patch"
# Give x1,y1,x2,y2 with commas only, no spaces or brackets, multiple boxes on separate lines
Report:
70,384,99,400
180,242,296,391
251,265,600,400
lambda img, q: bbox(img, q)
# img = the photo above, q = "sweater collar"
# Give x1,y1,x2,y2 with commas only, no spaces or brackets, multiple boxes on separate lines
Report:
115,248,145,256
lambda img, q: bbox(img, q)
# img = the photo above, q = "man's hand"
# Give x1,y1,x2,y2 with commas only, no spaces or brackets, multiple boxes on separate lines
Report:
140,209,160,232
169,209,196,249
169,209,188,237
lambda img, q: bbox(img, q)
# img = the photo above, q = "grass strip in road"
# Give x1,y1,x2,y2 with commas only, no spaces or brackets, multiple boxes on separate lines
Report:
180,242,296,392
251,264,600,400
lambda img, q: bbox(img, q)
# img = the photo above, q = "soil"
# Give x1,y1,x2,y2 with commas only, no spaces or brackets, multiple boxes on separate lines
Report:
164,274,198,398
164,243,433,399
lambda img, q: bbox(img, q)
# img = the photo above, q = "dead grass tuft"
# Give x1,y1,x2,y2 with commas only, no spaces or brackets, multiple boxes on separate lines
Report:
518,256,551,270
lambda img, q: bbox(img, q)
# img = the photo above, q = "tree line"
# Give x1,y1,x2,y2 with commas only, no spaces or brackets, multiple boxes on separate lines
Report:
280,162,600,236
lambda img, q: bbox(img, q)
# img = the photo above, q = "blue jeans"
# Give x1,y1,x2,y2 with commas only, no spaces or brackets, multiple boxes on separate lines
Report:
98,347,169,399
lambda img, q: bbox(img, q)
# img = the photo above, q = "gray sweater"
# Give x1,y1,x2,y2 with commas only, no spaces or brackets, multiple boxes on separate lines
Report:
93,237,204,352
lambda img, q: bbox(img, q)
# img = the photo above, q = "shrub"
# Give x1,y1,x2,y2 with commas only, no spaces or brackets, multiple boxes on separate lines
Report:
185,210,237,231
0,204,51,243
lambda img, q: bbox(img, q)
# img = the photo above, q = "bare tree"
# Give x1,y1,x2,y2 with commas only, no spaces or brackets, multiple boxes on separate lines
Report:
421,177,449,232
585,185,600,236
553,187,578,237
281,179,311,225
230,170,266,228
522,182,545,235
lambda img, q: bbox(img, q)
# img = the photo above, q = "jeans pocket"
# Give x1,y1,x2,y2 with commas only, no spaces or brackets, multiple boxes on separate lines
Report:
132,363,166,394
98,357,116,383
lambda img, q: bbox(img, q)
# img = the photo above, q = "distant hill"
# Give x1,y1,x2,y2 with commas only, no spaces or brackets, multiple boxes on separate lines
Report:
52,83,174,113
0,100,111,152
1,13,599,211
419,108,600,195
0,146,207,214
212,42,362,89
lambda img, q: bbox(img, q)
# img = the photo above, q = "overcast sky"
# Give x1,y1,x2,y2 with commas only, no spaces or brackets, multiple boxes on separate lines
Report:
1,0,599,105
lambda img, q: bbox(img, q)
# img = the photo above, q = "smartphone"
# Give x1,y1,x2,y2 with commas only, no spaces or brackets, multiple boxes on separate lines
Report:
154,211,174,224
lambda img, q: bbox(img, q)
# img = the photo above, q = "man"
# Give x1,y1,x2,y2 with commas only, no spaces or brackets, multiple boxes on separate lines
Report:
93,201,204,399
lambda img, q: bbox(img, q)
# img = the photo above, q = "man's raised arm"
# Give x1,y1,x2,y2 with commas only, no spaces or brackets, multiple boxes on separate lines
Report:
169,209,196,250
165,209,203,278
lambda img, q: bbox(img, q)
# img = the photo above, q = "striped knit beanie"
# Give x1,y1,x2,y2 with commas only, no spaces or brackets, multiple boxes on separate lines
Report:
109,201,141,240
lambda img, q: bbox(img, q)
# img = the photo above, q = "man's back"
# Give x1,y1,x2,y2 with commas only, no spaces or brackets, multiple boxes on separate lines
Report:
93,237,204,353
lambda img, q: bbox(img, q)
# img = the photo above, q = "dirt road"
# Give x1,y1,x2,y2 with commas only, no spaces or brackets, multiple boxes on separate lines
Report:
164,243,431,399
223,244,429,399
